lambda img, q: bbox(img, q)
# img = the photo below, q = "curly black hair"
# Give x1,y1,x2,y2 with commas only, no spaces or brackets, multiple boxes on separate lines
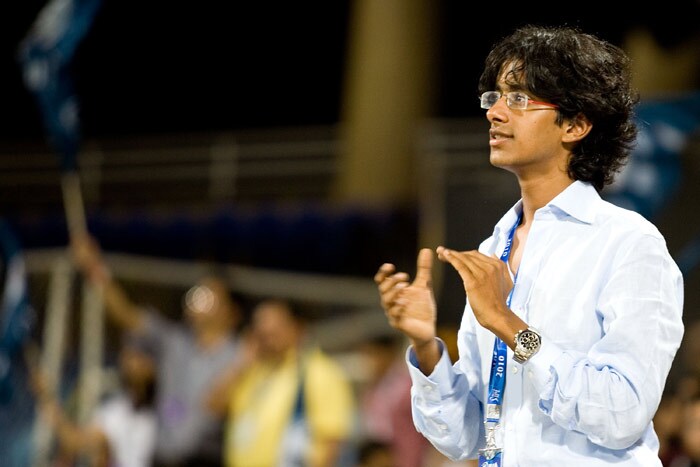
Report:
478,25,639,191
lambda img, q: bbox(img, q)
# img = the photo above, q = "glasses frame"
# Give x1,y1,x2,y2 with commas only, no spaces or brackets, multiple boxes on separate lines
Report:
479,91,558,110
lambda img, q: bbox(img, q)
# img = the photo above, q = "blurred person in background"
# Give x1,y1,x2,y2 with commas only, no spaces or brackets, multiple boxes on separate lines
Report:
374,25,684,466
224,298,355,467
30,332,158,467
655,389,686,467
674,321,700,401
70,233,245,467
354,439,394,467
669,394,700,467
355,332,431,467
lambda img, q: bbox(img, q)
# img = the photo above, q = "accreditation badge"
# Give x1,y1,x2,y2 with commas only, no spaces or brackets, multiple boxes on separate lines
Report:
478,422,502,466
478,447,502,466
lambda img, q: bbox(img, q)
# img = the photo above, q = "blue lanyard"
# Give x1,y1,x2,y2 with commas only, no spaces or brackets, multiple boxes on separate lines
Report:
479,213,522,465
485,213,522,424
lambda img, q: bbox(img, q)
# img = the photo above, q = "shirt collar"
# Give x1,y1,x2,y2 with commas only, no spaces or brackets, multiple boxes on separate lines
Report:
547,180,599,224
494,199,523,238
494,180,599,237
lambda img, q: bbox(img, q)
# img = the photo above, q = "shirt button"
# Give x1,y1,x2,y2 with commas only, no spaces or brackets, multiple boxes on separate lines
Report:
512,366,519,374
528,370,534,378
438,424,448,431
423,385,432,392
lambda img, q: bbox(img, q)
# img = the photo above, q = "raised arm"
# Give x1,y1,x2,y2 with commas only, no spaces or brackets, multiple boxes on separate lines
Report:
70,233,145,333
204,329,258,416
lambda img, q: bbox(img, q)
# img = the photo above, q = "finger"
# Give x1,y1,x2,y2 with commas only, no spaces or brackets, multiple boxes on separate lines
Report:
380,280,408,308
373,263,396,284
412,248,433,288
377,272,409,295
462,250,492,275
443,248,493,270
437,247,477,278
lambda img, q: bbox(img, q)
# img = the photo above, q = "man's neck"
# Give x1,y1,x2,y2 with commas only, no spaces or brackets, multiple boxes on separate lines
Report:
518,175,574,225
195,327,230,350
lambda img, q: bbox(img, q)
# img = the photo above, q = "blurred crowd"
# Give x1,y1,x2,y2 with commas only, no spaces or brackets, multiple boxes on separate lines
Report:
655,321,700,467
15,231,698,467
1,229,696,467
2,2,698,466
21,232,476,467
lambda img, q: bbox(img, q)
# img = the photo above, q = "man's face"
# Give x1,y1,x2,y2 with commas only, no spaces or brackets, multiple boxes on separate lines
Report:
485,63,567,178
183,277,235,331
251,301,301,359
119,346,156,387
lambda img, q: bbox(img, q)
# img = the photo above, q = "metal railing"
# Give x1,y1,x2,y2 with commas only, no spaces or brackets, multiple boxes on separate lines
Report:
0,125,342,216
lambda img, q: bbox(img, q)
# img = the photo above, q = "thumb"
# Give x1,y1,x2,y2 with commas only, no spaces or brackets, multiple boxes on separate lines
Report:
413,248,434,288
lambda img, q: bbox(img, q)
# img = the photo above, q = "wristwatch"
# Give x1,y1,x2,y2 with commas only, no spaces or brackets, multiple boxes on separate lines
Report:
513,327,541,364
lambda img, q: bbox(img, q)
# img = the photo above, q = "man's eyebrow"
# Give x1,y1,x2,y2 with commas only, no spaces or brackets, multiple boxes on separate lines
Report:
503,82,527,93
495,80,526,93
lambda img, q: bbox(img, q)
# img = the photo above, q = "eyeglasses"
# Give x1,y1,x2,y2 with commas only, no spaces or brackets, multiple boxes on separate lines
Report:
479,91,558,110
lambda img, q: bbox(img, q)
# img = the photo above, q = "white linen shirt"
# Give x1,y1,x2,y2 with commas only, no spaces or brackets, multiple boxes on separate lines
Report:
407,180,684,466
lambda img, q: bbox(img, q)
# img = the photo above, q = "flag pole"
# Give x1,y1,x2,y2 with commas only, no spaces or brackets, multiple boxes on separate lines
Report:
61,169,87,237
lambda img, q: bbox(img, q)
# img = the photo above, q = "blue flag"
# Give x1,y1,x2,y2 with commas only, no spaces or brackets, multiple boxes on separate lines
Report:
0,220,36,466
18,0,103,172
0,219,34,404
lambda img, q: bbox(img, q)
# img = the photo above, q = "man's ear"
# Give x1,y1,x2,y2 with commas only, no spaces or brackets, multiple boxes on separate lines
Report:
562,113,592,143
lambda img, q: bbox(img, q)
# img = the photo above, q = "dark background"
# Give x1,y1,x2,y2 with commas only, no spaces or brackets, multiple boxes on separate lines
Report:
1,1,699,316
1,0,699,395
2,1,699,146
2,0,699,282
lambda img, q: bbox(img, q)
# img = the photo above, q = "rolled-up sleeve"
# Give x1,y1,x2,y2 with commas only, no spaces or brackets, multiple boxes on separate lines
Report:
532,234,684,449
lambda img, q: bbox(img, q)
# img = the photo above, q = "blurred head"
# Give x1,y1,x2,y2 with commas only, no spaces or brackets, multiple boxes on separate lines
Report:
250,298,306,360
681,396,700,460
119,333,157,406
358,333,403,383
357,439,394,467
182,275,242,334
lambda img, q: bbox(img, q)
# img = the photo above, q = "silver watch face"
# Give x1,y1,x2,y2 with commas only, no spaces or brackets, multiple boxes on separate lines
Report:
518,329,541,351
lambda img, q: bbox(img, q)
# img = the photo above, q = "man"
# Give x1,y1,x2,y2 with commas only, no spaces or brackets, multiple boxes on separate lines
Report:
71,233,243,466
223,298,355,467
374,25,684,466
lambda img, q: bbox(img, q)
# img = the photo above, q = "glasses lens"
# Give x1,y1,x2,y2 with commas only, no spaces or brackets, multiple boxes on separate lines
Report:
480,91,500,109
507,92,529,110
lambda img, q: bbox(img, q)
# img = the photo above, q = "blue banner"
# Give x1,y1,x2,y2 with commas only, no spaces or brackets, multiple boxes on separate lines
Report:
0,220,35,467
17,0,103,172
0,219,34,404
